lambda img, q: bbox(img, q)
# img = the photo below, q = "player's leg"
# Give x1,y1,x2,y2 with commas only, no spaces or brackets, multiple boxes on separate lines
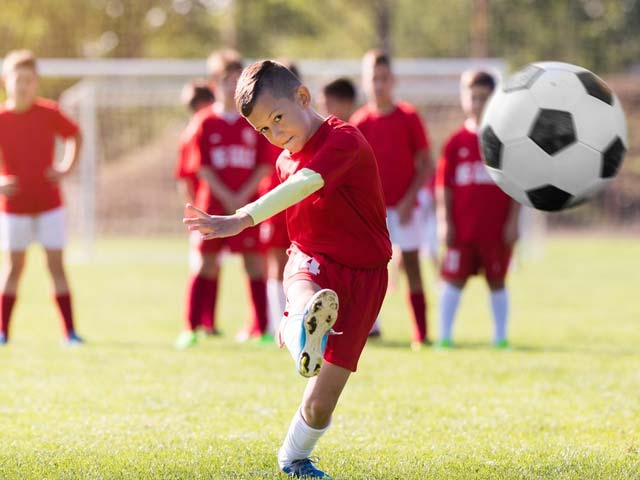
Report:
401,249,429,347
482,244,513,348
437,245,473,348
266,246,288,334
278,362,350,478
241,250,269,340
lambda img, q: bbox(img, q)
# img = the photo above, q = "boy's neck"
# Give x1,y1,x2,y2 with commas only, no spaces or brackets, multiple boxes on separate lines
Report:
215,98,237,115
370,98,395,114
5,98,34,112
464,117,479,132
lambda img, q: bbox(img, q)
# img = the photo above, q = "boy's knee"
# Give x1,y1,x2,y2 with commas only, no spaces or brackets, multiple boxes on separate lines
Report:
301,397,335,427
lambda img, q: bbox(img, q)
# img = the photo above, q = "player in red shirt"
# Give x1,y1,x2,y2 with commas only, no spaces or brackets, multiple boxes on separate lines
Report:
318,77,357,122
435,70,521,349
350,49,434,347
175,50,272,349
0,50,83,345
185,61,391,479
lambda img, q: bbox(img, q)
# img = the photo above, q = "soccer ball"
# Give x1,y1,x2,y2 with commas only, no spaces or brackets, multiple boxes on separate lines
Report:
479,61,628,211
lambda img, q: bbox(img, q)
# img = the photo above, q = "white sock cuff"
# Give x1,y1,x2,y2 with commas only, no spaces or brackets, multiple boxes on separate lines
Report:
442,281,462,297
297,406,331,434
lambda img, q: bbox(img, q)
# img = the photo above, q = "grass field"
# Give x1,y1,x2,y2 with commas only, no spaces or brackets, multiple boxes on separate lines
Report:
0,235,638,480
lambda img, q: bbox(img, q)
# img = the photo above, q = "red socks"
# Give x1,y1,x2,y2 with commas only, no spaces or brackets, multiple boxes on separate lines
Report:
409,292,428,342
55,293,76,336
0,294,16,339
186,276,218,332
248,279,268,335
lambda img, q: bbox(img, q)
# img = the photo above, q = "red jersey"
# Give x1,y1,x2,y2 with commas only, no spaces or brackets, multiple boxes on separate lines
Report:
350,101,430,207
175,125,200,197
277,116,391,269
184,108,272,215
0,98,79,214
436,123,513,243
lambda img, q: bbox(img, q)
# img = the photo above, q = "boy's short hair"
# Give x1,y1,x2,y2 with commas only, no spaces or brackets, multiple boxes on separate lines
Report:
207,48,244,79
277,58,301,81
181,80,215,112
235,60,302,117
2,49,37,77
363,48,392,69
323,77,356,102
461,70,496,92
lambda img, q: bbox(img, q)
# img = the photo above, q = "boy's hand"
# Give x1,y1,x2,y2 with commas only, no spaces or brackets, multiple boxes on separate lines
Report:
183,204,253,239
503,218,519,247
395,197,414,225
441,222,456,247
0,175,18,196
45,167,67,183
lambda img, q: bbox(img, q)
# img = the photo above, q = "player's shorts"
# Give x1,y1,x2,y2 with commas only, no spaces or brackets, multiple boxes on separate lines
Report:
386,206,423,252
283,246,388,372
259,212,290,250
0,207,66,252
441,241,513,282
191,223,264,255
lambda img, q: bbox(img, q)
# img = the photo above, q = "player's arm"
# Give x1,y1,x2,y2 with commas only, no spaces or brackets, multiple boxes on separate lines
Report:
396,147,433,223
184,168,324,239
504,199,521,247
436,185,455,247
235,163,274,205
197,167,238,214
48,131,83,182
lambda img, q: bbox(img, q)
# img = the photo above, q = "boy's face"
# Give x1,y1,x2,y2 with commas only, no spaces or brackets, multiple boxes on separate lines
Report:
245,87,313,154
320,94,353,122
3,66,38,105
461,83,493,123
362,63,394,103
216,69,242,99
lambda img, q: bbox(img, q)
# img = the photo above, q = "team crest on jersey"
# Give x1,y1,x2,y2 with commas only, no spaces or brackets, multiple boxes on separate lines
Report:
242,128,257,146
209,133,222,144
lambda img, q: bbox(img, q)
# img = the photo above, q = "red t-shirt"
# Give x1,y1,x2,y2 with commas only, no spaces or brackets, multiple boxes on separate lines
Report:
436,123,513,243
175,125,200,197
0,98,79,214
350,101,430,207
278,116,391,269
183,109,272,215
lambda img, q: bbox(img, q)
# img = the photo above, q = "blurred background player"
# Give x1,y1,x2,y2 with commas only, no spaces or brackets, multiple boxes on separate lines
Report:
435,70,520,349
175,80,215,334
0,50,83,345
351,49,434,348
175,49,272,349
318,77,357,122
253,60,301,337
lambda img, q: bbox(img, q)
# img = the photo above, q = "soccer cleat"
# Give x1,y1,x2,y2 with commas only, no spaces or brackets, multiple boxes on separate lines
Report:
0,332,6,345
281,457,332,479
175,330,197,350
64,332,84,346
493,338,510,350
297,289,339,378
434,338,454,349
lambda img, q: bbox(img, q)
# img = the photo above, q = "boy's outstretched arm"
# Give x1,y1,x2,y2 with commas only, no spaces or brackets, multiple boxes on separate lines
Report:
184,168,324,240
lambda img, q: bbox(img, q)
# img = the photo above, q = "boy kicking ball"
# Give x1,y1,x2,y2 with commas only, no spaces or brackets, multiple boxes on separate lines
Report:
185,60,391,479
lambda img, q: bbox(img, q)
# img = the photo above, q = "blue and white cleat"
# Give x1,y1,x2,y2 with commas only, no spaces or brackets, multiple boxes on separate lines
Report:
282,457,332,479
64,332,84,346
297,289,339,378
0,332,6,345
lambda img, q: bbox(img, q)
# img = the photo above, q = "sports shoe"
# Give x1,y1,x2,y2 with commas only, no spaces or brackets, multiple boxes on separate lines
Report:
0,332,6,345
493,338,510,350
281,457,332,479
297,289,339,378
434,338,454,349
64,332,84,346
175,330,197,350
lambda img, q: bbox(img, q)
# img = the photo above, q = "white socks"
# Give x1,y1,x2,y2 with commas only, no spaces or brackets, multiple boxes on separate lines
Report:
281,313,304,362
439,282,462,341
278,408,330,468
490,288,509,343
267,278,286,335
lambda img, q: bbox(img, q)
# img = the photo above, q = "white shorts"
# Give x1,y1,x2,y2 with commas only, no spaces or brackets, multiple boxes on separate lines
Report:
0,207,66,252
386,206,423,252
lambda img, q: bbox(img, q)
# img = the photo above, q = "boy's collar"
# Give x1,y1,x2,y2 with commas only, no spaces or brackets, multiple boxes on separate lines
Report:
464,118,478,132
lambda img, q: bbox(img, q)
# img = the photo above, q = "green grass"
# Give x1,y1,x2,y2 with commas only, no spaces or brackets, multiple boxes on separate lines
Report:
0,235,638,479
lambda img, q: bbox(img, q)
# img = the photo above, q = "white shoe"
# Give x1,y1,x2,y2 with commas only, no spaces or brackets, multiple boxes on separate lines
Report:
295,289,339,378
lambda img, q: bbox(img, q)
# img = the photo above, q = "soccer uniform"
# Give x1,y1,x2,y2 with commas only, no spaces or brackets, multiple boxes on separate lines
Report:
0,98,79,251
278,116,391,371
350,102,430,251
175,121,200,201
185,109,273,254
436,123,514,282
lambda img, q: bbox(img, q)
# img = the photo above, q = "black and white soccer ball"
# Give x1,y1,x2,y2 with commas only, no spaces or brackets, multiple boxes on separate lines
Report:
479,61,627,211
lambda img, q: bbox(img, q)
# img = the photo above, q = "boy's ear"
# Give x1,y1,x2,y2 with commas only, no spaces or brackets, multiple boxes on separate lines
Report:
294,85,312,108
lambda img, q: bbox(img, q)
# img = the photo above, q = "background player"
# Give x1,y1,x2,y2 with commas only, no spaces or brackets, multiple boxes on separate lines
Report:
0,50,83,345
435,70,521,349
318,77,357,122
175,49,272,349
185,60,391,479
351,49,434,347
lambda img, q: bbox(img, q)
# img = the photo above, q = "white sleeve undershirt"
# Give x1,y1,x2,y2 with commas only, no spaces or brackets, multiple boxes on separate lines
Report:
237,168,325,225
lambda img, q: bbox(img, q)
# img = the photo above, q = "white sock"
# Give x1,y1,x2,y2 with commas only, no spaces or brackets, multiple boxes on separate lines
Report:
439,282,462,341
490,288,509,343
282,313,304,363
369,316,381,333
278,408,330,468
267,278,286,335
